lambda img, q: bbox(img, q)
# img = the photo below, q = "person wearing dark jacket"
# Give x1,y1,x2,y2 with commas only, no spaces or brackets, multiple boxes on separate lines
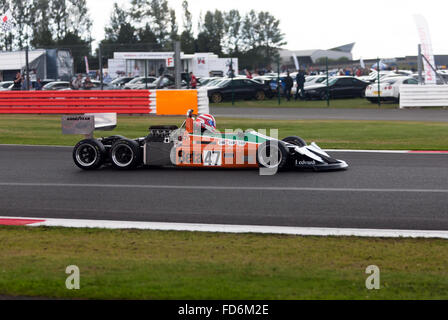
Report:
284,72,294,101
295,70,306,100
12,72,22,90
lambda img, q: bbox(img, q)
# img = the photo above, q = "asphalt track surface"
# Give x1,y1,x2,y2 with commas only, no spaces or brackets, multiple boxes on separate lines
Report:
1,145,448,231
211,107,448,121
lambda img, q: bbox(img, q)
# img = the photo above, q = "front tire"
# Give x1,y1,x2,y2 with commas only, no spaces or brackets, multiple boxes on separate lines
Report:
73,139,106,170
110,139,141,170
257,140,289,171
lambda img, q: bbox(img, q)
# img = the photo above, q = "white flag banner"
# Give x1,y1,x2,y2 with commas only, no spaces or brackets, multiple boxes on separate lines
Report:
414,14,437,84
292,54,300,71
360,57,365,69
84,56,90,74
1,10,15,32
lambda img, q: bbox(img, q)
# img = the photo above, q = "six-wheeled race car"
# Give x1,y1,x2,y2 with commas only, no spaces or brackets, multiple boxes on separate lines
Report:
72,110,348,172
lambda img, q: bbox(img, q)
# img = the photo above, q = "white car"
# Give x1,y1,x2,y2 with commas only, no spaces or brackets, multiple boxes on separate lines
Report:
123,77,157,89
365,76,418,103
0,81,13,91
304,75,328,88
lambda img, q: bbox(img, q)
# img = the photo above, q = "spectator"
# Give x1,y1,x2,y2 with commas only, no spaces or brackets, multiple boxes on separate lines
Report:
35,78,43,91
12,72,22,90
284,71,294,101
72,74,83,90
103,72,112,84
189,72,197,89
245,69,253,79
295,70,306,100
21,76,29,90
83,76,95,90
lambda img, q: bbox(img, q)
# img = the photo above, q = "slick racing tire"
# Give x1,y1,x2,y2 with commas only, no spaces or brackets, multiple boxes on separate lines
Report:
257,140,289,171
110,139,142,170
73,139,106,171
283,136,307,147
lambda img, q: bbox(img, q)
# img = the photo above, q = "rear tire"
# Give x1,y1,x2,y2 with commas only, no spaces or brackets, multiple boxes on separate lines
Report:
255,90,266,101
110,139,141,170
283,136,307,147
257,140,289,171
211,93,223,103
320,91,329,100
73,139,106,170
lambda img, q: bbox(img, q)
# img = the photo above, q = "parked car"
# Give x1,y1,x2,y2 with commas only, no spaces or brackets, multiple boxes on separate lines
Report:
146,75,188,89
207,78,272,103
42,81,71,91
0,81,13,91
123,77,157,89
304,76,369,100
197,77,220,87
110,77,136,88
358,71,396,83
304,75,328,88
365,76,418,103
202,78,229,88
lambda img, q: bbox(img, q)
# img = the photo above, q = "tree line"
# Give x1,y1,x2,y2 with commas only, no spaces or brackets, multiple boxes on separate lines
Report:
1,0,286,72
103,0,286,70
0,0,92,72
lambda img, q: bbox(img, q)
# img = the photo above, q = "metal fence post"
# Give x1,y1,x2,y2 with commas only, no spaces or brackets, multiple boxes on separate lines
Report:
231,58,235,106
99,44,103,90
326,57,329,107
418,44,423,85
25,46,30,91
377,57,381,107
277,59,281,106
174,41,181,89
145,59,148,89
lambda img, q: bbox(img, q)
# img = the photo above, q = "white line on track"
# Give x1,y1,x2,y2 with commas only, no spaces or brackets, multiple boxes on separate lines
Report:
0,182,448,193
1,216,447,239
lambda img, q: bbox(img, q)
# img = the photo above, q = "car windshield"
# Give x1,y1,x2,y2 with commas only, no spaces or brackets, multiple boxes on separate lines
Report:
111,78,132,85
128,77,155,84
206,79,226,87
316,77,327,83
216,79,231,88
200,78,215,85
327,78,338,86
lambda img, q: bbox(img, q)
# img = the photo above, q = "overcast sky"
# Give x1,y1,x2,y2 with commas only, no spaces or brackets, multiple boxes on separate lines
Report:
86,0,448,59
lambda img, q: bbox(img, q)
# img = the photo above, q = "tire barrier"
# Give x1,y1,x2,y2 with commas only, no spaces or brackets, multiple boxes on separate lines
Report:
0,89,209,115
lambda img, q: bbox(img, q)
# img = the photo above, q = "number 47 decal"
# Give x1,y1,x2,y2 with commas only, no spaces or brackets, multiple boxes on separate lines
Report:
203,151,222,166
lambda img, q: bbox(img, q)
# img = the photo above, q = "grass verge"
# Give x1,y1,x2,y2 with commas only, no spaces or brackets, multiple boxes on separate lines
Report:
0,115,447,150
0,226,447,300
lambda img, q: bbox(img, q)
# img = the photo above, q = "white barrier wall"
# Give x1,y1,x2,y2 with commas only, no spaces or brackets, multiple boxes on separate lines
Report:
400,85,448,108
197,89,210,114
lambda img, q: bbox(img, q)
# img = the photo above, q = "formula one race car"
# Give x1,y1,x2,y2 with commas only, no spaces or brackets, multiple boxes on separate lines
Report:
72,110,348,172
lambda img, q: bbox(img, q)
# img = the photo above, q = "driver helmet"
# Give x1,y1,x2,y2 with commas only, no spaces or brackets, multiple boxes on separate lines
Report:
196,114,217,132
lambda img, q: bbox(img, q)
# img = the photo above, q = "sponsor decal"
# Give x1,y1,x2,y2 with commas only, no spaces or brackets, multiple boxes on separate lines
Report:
296,160,316,166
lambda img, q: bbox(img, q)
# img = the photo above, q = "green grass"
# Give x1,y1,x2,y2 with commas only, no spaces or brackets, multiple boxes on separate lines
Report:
1,115,447,150
0,226,447,300
211,98,399,109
